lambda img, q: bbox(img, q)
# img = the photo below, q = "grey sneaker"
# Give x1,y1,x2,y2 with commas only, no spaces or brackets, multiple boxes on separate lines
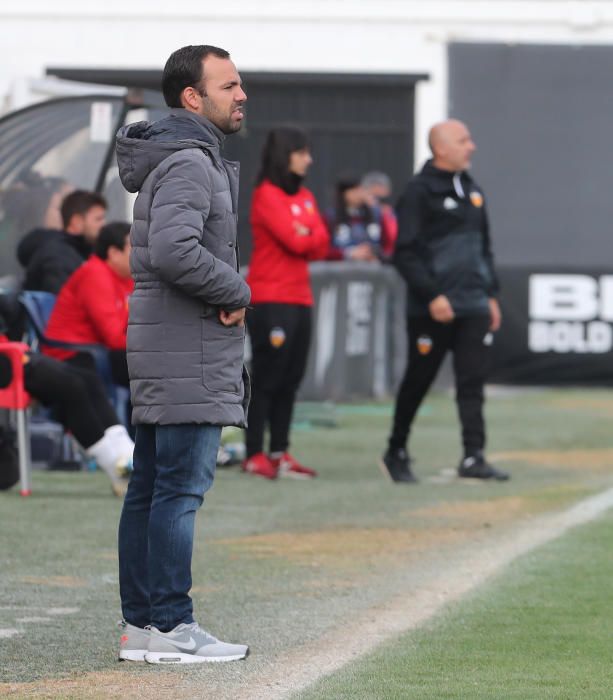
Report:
145,622,249,664
118,620,150,661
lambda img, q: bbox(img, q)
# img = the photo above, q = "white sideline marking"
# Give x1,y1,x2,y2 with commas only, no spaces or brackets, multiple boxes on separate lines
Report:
16,617,52,624
236,486,613,700
0,629,21,639
46,608,80,616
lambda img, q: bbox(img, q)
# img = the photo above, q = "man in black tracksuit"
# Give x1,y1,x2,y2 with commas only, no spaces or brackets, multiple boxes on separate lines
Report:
381,119,509,483
16,190,107,294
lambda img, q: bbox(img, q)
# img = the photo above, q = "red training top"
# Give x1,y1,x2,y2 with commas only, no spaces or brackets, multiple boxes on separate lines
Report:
43,255,134,360
247,180,329,306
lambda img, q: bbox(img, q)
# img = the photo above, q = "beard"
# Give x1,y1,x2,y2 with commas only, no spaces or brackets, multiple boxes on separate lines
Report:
201,96,243,135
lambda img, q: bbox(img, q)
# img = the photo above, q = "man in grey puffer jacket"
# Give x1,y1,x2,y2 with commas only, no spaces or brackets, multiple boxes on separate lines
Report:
115,45,250,664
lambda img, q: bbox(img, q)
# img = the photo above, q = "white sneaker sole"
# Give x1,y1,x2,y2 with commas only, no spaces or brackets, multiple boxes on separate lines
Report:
118,649,147,661
145,650,248,664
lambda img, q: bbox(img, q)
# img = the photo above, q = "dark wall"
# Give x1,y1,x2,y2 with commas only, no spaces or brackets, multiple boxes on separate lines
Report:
448,43,613,267
49,67,425,262
220,74,421,260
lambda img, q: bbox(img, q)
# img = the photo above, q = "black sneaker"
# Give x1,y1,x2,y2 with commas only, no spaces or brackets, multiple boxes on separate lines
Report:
458,453,510,481
379,448,418,483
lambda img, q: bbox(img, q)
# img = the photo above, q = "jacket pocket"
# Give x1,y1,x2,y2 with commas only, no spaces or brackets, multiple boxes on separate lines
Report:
201,317,245,394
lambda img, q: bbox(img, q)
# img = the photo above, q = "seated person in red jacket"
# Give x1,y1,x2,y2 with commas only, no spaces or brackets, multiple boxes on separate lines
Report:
325,173,396,262
43,221,133,387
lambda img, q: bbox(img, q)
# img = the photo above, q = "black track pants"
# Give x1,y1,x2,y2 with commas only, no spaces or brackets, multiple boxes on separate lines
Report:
24,354,119,448
388,315,492,455
246,303,311,457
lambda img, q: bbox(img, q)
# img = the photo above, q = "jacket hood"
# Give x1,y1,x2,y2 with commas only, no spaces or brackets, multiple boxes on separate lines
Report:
16,228,63,266
116,109,225,193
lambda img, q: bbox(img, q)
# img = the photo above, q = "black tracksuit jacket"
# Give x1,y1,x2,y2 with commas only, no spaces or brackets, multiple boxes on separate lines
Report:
393,160,499,317
16,228,92,294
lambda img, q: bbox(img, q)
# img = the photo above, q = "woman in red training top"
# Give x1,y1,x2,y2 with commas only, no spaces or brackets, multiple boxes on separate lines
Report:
244,127,329,480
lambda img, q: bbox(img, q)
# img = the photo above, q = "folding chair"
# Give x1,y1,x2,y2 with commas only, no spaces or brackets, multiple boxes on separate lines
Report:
19,290,119,403
18,291,56,351
0,341,32,496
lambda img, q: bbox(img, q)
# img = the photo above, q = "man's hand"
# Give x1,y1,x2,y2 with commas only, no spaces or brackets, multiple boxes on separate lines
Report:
219,308,246,327
489,298,502,332
428,295,455,323
348,243,378,262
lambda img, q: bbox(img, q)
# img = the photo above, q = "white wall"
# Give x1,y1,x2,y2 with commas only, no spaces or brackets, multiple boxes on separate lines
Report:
2,1,613,167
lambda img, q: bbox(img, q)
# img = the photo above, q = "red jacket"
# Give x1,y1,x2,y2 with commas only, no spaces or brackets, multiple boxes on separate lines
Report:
247,180,329,306
44,255,134,360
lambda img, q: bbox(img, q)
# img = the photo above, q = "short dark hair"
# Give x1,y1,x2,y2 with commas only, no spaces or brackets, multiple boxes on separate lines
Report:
162,45,231,108
256,127,310,194
60,190,106,228
95,221,130,260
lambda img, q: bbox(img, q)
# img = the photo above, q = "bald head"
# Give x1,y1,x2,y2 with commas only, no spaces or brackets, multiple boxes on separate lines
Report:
428,119,476,172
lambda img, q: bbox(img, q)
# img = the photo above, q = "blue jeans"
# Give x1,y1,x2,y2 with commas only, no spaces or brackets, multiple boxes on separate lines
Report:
118,423,221,631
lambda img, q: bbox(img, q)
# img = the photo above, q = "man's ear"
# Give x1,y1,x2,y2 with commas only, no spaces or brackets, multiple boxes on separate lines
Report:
181,86,200,111
67,213,83,233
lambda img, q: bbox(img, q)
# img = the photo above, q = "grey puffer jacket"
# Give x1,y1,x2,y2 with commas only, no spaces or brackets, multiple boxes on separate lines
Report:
116,109,251,427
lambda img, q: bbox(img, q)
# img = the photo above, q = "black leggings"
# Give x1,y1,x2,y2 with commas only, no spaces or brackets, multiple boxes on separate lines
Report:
246,303,311,457
24,354,119,448
389,315,492,455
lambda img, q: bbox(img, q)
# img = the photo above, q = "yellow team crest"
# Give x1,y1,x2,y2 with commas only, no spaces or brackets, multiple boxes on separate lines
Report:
270,327,286,348
470,191,484,208
416,335,433,355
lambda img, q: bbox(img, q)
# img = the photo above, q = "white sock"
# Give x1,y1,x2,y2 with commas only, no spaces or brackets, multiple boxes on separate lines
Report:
86,432,122,482
104,425,135,463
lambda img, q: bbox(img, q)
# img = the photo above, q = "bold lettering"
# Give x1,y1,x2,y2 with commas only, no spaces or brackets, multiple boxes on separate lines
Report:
549,321,577,352
599,276,613,321
529,321,612,353
530,275,598,321
528,321,551,352
587,321,612,353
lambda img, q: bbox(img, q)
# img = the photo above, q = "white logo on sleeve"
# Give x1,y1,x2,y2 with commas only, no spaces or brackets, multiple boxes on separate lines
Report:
443,197,458,210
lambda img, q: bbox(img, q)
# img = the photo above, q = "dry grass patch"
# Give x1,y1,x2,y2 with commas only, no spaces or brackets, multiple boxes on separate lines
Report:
490,448,613,472
0,671,200,700
410,485,590,526
410,496,528,524
548,395,613,416
218,526,480,570
217,491,583,572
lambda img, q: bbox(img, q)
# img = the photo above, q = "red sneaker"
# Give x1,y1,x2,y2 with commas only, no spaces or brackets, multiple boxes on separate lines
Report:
242,452,278,480
272,453,318,479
